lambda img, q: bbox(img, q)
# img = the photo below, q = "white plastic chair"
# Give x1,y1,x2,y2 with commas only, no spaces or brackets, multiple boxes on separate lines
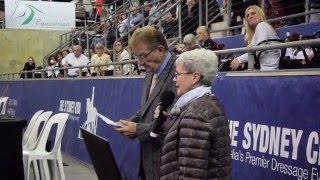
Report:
22,110,45,147
23,111,53,150
0,97,9,115
23,113,69,180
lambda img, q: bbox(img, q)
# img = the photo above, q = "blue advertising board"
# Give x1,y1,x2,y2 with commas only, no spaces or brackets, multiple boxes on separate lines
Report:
212,71,320,180
1,71,319,179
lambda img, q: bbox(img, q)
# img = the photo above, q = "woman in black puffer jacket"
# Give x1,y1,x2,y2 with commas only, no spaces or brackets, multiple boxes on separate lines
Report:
158,49,231,180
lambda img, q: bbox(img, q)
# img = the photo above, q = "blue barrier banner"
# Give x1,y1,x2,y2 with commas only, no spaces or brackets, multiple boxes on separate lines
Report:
212,72,320,180
1,71,320,180
0,78,144,180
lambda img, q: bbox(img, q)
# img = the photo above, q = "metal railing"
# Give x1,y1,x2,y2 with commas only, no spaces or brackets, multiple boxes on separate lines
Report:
1,39,319,80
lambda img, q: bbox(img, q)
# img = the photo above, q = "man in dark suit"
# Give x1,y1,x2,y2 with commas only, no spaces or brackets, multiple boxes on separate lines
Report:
116,26,177,180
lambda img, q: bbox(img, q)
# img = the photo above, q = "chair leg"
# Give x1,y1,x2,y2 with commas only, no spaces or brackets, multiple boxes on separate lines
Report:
57,154,65,180
23,155,30,180
41,159,51,180
33,160,40,180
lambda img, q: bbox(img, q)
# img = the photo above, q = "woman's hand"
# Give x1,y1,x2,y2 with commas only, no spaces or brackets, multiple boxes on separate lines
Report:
230,58,242,70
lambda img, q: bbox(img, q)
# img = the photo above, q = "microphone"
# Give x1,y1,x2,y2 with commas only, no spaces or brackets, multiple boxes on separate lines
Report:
150,91,175,138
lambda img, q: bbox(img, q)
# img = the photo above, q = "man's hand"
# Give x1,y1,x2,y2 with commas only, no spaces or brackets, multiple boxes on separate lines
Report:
115,120,137,138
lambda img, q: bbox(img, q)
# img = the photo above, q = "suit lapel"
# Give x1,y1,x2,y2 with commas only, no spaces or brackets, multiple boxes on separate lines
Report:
140,56,176,118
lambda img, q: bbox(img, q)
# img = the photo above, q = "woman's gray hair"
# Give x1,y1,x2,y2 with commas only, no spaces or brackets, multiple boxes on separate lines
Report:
183,34,196,45
175,48,218,86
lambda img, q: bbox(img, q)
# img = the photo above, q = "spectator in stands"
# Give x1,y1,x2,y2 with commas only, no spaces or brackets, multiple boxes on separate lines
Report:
143,0,152,25
62,49,70,58
148,0,161,25
182,34,200,51
196,26,219,50
161,0,178,38
61,45,90,77
182,0,200,35
281,0,305,25
88,7,100,22
285,32,314,64
117,12,129,37
68,46,74,53
104,20,117,49
21,57,36,79
310,0,320,22
114,40,132,75
55,51,65,77
230,5,280,71
115,26,177,180
45,55,58,78
90,25,106,49
90,43,112,76
129,5,144,27
159,49,231,179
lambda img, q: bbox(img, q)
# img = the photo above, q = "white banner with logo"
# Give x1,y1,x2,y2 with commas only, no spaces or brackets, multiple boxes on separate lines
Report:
5,1,75,30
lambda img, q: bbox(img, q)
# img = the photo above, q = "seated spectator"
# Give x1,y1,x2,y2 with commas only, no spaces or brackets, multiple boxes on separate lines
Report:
196,26,219,50
230,5,281,71
104,20,117,49
117,12,129,37
62,49,70,58
143,0,152,25
129,5,144,27
285,32,314,63
90,43,112,76
45,55,59,78
61,45,90,77
310,0,320,22
161,0,178,38
88,7,100,22
90,25,106,49
182,34,200,51
148,0,161,25
21,57,36,79
114,40,133,75
55,51,65,77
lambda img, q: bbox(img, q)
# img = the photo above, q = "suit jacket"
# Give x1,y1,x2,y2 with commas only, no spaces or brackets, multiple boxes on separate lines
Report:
129,54,177,180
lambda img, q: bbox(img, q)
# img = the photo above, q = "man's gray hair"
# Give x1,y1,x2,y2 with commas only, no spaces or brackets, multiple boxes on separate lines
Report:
183,34,196,45
175,48,218,86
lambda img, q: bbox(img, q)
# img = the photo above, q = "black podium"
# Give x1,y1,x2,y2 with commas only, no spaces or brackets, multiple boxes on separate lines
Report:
0,116,27,180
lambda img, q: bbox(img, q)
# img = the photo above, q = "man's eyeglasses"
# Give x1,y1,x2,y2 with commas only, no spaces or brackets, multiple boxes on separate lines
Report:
133,47,156,60
174,72,193,78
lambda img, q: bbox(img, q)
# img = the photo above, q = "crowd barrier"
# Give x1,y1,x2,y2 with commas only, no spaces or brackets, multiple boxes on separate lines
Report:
0,69,319,179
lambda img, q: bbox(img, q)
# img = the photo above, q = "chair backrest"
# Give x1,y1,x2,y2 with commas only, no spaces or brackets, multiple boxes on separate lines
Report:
36,113,69,153
22,110,44,146
0,97,9,115
23,111,53,150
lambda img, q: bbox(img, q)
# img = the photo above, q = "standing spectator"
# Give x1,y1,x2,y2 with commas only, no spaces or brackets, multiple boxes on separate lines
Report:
159,49,231,180
90,43,112,76
21,57,36,79
230,5,280,71
143,1,152,25
115,26,177,180
61,45,90,77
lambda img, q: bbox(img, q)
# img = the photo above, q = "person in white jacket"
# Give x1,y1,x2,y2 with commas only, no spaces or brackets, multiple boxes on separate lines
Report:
230,5,281,71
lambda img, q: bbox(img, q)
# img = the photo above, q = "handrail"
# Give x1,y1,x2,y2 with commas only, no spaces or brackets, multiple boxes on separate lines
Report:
213,39,319,55
2,39,319,80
